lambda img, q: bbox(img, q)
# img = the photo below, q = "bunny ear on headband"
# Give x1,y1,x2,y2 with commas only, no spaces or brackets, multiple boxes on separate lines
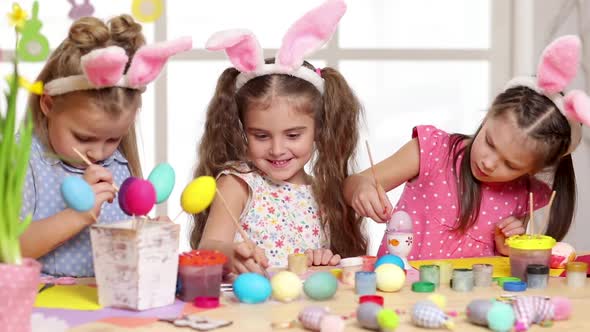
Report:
504,35,589,155
44,37,192,96
206,0,347,94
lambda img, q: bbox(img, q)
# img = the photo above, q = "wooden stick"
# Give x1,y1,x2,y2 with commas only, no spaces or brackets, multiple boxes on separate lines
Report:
215,188,268,275
171,210,183,223
365,140,388,214
529,192,534,236
72,147,119,192
541,190,557,235
89,211,98,223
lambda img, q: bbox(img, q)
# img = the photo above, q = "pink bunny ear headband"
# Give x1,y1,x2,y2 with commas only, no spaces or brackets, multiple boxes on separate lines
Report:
44,37,192,96
205,0,347,94
504,35,589,155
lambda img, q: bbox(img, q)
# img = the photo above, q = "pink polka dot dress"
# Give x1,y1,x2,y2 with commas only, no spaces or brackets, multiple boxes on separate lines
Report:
377,125,551,260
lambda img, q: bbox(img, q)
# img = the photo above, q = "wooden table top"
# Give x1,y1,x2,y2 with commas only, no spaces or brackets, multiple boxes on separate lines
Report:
68,271,590,331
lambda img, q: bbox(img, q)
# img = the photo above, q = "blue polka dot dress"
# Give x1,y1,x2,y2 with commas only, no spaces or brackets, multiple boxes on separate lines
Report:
20,135,131,277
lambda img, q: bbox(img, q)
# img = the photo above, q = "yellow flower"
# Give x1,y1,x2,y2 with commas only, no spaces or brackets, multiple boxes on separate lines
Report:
7,3,28,30
5,75,43,95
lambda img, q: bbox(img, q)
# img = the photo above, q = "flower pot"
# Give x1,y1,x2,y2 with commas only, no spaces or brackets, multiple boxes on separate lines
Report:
0,258,41,331
90,220,180,310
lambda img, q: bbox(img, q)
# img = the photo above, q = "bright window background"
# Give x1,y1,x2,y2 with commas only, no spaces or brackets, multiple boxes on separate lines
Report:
1,0,504,254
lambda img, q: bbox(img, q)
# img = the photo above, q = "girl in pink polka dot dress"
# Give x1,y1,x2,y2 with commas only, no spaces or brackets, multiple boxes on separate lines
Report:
344,35,588,260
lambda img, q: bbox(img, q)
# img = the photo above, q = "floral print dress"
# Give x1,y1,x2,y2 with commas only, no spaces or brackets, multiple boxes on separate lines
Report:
220,163,330,267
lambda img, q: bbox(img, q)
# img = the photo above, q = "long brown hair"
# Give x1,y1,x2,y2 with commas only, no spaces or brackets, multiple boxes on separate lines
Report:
28,15,145,176
449,86,576,240
191,59,367,257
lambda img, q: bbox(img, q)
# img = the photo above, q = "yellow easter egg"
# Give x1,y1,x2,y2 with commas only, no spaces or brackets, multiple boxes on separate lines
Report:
270,271,302,302
375,263,406,292
180,176,216,214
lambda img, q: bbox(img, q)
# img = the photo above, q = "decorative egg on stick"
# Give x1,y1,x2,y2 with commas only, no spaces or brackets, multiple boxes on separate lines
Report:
386,210,413,269
180,176,216,215
178,176,268,276
60,176,97,222
118,177,157,217
147,162,175,204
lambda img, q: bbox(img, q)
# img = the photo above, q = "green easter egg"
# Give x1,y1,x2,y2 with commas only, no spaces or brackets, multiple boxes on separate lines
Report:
487,301,515,332
147,163,175,204
303,271,338,301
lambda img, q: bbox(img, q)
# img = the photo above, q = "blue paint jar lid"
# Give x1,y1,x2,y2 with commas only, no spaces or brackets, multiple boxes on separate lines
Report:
503,281,527,292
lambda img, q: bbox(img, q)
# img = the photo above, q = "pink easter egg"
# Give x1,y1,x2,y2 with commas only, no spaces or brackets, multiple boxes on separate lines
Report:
118,177,138,215
124,179,156,216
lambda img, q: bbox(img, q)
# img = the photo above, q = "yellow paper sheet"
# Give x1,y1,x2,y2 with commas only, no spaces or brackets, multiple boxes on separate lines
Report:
35,284,101,310
409,256,564,278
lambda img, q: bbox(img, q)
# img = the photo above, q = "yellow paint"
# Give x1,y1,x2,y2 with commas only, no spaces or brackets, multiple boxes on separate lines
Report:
35,284,101,310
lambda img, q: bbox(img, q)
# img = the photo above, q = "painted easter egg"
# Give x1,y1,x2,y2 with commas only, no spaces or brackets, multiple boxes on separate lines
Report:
180,176,216,214
232,273,271,304
412,300,453,329
123,178,156,216
271,271,302,302
118,177,137,215
61,176,95,212
320,315,345,332
387,210,413,232
377,308,400,331
487,301,515,332
147,162,175,204
375,263,405,292
357,301,382,330
466,299,494,326
303,272,338,301
375,254,405,270
298,306,329,330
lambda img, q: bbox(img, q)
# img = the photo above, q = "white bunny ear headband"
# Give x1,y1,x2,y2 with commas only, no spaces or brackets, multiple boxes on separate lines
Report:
504,35,589,155
205,0,347,94
44,37,192,96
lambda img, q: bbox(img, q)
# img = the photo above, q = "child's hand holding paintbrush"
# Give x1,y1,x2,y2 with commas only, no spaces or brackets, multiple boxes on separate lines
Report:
72,148,119,219
214,190,270,276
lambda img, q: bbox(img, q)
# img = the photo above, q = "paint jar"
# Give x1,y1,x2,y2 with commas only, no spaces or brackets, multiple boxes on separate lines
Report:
451,268,474,292
178,250,227,303
434,261,453,286
526,264,549,289
419,265,440,287
359,295,384,306
355,271,376,295
361,255,377,272
506,235,555,280
340,257,363,286
473,264,493,287
566,262,588,288
288,253,308,275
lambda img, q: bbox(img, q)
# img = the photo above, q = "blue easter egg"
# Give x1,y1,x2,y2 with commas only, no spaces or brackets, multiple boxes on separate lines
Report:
147,163,175,204
61,176,95,212
303,272,338,300
375,255,404,270
233,273,272,304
